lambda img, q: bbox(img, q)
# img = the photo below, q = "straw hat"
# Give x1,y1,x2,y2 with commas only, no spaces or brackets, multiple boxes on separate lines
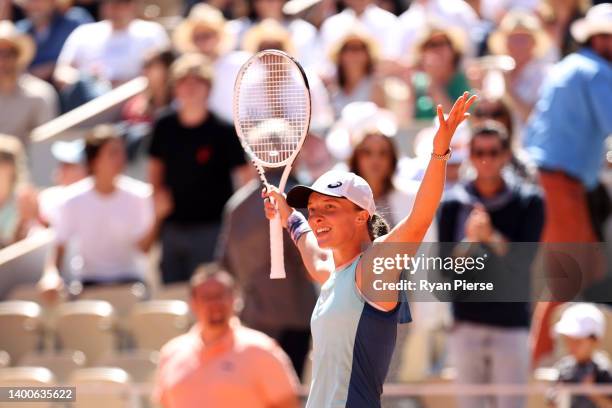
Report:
173,3,234,54
412,22,467,64
170,53,215,84
488,10,551,57
326,102,398,161
327,24,380,64
0,21,35,69
571,3,612,43
241,19,295,55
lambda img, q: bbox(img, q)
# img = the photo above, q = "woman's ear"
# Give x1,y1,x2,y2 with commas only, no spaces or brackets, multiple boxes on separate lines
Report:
355,210,369,225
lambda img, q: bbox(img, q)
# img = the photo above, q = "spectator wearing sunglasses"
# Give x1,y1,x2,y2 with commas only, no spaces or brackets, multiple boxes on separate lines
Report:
437,121,544,408
408,23,472,121
471,96,537,183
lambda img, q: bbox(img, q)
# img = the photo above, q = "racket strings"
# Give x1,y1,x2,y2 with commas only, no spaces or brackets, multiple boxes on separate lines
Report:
236,53,309,166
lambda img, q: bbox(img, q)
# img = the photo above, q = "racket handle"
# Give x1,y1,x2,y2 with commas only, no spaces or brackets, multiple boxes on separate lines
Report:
269,214,286,279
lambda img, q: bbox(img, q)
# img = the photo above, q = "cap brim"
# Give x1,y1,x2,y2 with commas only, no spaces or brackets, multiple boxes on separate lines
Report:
286,185,342,209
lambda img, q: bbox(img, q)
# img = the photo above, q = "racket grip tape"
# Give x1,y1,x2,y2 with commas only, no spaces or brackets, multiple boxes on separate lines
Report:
269,214,286,279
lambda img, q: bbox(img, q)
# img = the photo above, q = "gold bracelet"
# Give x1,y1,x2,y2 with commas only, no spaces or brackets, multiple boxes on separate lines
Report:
431,148,452,161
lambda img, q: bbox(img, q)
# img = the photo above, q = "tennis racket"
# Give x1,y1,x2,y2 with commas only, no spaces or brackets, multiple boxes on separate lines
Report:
233,49,311,279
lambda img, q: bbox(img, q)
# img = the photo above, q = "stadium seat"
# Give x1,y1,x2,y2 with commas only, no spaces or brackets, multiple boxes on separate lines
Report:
98,350,159,383
78,283,147,318
0,366,55,408
6,284,42,303
19,350,86,383
0,301,43,363
0,350,11,367
129,300,191,351
55,300,117,365
69,367,132,408
154,282,190,303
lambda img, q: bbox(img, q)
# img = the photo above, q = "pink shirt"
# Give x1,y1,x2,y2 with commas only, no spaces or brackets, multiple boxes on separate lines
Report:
155,321,299,408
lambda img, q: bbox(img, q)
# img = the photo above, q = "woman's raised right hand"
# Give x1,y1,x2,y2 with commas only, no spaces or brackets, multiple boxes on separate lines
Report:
262,185,294,228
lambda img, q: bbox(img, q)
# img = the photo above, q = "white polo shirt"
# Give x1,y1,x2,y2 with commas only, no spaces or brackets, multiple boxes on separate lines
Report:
57,19,169,82
53,176,153,282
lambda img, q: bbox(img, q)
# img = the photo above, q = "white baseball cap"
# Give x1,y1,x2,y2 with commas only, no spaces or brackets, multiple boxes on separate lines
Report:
287,170,376,216
554,303,606,339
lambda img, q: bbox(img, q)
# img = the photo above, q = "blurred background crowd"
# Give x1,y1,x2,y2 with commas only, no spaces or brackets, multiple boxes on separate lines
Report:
0,0,611,406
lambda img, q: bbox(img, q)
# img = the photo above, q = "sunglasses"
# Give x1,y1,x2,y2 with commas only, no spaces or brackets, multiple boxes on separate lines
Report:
342,43,367,53
422,39,451,50
471,148,504,158
474,109,506,118
0,48,18,59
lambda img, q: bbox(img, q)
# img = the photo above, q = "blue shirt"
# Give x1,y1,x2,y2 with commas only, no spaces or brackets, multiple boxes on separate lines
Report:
307,256,411,408
17,13,82,68
524,48,612,189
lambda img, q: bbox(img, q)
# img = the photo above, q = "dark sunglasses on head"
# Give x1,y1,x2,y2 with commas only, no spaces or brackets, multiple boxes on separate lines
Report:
474,109,506,118
471,148,503,158
423,39,451,50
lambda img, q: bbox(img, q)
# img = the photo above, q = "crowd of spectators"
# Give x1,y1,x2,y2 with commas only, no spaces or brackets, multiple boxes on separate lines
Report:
0,0,611,405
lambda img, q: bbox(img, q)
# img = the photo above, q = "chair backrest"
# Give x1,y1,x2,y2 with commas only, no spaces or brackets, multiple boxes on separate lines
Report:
69,367,132,408
79,283,147,318
130,300,191,351
20,350,87,383
55,300,117,365
154,282,190,303
0,366,55,408
0,301,42,363
98,350,159,383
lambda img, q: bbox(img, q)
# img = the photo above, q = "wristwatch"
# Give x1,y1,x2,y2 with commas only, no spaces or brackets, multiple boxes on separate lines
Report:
431,148,452,161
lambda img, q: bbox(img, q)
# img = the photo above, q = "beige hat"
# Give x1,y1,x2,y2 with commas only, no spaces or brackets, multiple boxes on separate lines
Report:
0,21,35,69
571,3,612,43
328,25,380,64
412,22,467,64
488,10,551,57
172,3,234,55
241,19,296,55
170,53,215,84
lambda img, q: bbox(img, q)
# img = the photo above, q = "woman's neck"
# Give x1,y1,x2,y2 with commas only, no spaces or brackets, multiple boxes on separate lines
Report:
94,177,116,195
342,69,366,93
332,235,371,268
179,106,208,127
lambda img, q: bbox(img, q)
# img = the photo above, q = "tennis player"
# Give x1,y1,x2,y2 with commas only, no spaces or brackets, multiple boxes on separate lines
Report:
263,92,477,407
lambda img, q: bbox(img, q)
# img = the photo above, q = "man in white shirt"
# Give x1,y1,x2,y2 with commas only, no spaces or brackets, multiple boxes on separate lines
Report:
38,125,170,294
320,0,398,58
55,0,169,86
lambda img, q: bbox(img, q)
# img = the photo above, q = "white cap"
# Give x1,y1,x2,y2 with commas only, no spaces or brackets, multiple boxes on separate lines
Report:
554,303,605,339
571,3,612,43
286,170,376,216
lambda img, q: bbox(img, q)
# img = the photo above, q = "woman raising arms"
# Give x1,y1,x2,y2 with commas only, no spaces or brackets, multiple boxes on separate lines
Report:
264,92,476,408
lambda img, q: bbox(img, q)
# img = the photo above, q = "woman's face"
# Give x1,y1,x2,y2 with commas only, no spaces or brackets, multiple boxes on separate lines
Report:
506,31,535,65
339,39,370,74
354,134,394,187
421,33,455,72
192,25,220,57
92,139,126,180
469,135,509,180
253,0,284,19
307,193,368,249
174,74,211,108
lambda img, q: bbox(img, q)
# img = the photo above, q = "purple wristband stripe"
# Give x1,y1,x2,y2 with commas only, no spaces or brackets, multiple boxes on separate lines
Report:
287,211,311,245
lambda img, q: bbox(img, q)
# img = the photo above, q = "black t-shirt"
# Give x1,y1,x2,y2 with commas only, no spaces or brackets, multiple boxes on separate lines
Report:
149,110,246,224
